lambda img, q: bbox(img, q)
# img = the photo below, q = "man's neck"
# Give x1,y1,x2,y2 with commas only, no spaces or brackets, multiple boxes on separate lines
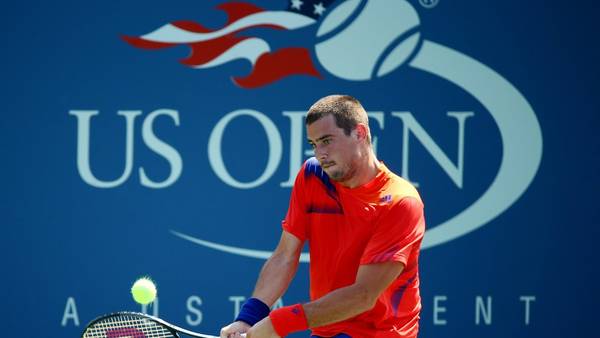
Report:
341,151,380,189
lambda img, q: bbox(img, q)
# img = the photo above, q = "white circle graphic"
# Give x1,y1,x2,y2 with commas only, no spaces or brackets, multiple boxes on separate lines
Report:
173,0,543,259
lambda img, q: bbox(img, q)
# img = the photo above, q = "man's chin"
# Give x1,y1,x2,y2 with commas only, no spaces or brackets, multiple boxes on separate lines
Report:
327,169,345,181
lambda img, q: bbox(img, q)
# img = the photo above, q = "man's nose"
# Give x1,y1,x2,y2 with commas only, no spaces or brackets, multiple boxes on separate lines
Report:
315,146,327,160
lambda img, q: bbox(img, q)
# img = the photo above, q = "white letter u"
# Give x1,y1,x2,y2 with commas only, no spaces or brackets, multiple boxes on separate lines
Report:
69,110,141,188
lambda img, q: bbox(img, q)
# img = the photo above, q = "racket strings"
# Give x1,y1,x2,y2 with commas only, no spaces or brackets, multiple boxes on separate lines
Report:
83,314,176,337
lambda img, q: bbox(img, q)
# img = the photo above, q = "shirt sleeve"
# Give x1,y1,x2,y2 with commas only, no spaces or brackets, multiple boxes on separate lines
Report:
360,196,425,266
281,165,308,242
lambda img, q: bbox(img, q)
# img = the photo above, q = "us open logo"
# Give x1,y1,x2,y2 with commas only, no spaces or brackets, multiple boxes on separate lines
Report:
118,0,543,258
123,0,423,87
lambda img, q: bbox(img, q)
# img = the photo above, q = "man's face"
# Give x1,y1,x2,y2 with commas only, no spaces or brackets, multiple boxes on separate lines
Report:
307,114,360,183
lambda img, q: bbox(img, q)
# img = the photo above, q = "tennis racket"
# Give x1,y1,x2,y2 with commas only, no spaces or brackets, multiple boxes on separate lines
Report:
81,311,246,338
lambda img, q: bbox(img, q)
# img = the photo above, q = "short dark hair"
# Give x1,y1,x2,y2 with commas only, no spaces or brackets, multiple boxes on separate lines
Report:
306,95,369,137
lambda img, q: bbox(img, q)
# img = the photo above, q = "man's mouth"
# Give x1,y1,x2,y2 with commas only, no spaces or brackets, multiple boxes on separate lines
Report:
321,162,335,169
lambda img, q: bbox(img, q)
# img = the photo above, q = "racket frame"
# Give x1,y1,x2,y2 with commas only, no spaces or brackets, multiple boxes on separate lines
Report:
81,311,220,338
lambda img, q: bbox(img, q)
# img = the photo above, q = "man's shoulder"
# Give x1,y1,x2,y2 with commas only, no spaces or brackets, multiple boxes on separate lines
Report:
298,157,336,192
383,168,422,204
303,157,323,176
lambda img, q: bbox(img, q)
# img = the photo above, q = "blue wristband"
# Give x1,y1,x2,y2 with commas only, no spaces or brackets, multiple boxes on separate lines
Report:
235,297,270,326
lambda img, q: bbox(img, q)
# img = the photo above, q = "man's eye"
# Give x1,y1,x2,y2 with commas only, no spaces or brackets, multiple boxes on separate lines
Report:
309,143,316,149
322,139,330,145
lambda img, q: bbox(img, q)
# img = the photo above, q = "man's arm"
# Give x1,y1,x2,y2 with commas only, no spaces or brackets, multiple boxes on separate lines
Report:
252,231,303,305
247,261,404,337
220,231,302,337
304,261,404,327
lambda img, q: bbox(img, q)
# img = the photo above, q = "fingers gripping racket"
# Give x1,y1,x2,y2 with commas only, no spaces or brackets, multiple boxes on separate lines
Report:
82,311,246,338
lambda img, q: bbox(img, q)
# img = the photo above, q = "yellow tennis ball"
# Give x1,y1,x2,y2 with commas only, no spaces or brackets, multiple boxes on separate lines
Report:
131,277,157,305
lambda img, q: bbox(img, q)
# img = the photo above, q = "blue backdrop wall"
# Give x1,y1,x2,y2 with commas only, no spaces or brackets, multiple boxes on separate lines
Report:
1,0,598,337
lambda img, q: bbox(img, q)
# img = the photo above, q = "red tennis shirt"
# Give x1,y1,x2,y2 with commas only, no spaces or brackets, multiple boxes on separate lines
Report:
282,158,425,338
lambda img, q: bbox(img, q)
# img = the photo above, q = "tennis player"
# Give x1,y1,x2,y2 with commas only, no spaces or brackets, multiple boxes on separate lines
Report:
220,95,426,338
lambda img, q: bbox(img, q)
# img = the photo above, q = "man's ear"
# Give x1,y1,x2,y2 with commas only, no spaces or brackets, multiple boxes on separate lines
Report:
354,123,369,141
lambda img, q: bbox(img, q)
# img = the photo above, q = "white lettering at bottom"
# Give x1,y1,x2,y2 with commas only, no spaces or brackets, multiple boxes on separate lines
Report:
186,296,203,326
61,297,80,327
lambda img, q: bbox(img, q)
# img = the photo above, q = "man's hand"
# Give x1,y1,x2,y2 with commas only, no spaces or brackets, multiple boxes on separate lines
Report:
220,321,250,338
245,317,280,338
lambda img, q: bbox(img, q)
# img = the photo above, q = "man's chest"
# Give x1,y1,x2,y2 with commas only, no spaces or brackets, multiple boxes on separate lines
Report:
306,188,387,245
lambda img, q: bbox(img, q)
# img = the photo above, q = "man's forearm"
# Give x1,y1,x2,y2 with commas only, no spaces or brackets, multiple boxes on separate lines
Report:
252,251,299,306
302,262,405,328
302,283,374,328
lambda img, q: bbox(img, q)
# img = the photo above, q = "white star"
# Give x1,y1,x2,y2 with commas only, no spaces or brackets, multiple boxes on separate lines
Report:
313,2,326,16
291,0,303,10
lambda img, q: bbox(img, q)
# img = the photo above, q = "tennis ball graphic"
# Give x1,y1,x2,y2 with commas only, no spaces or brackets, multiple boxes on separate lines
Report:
315,0,421,80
